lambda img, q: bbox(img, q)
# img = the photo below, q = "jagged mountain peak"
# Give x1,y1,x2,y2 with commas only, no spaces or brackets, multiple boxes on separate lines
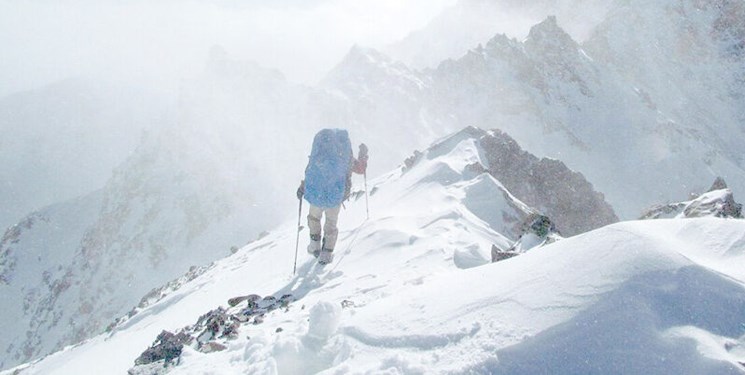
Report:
321,45,428,96
342,44,396,67
522,15,591,69
483,32,519,53
585,0,745,63
524,15,575,47
326,45,410,75
201,47,287,88
710,176,729,191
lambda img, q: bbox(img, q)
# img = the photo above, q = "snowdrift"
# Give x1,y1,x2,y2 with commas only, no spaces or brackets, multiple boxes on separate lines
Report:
7,130,745,375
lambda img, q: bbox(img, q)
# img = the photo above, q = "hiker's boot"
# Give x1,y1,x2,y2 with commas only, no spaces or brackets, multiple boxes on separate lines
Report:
318,249,334,265
307,235,321,258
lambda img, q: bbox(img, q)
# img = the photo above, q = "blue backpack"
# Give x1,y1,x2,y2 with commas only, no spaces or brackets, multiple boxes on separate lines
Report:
304,129,353,208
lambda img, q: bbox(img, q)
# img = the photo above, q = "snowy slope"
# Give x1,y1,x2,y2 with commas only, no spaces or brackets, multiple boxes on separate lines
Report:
7,132,745,375
0,54,319,370
5,0,745,369
0,46,428,369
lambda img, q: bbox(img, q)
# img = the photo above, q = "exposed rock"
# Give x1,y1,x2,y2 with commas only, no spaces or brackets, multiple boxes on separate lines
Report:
684,190,742,218
709,176,728,191
134,330,191,366
641,178,743,219
198,342,227,354
403,126,617,238
129,293,295,374
523,214,557,238
0,214,43,285
491,245,520,263
640,201,689,220
195,308,237,344
477,129,618,236
492,214,562,262
402,150,424,172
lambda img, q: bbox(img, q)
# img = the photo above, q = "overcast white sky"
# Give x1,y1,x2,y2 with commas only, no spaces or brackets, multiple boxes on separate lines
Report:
0,0,457,96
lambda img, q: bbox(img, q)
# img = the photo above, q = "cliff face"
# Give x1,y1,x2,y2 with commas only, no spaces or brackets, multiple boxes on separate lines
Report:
477,128,618,236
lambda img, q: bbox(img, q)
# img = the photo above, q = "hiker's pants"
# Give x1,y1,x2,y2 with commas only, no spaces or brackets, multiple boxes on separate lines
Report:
308,205,341,251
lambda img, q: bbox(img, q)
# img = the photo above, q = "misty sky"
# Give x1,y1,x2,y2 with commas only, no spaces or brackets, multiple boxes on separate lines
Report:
0,0,457,97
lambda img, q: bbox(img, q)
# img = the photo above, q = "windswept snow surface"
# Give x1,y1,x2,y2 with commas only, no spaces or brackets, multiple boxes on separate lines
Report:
9,138,745,375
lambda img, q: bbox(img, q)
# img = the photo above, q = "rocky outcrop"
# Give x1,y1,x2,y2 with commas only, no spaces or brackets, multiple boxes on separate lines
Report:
640,178,743,219
492,213,562,262
405,126,618,237
477,128,618,236
129,294,294,374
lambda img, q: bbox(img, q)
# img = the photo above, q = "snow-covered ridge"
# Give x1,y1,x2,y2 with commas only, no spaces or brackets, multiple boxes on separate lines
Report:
5,0,745,369
386,0,613,69
7,130,745,373
641,177,743,220
322,45,429,97
421,8,745,218
408,126,617,236
329,8,745,219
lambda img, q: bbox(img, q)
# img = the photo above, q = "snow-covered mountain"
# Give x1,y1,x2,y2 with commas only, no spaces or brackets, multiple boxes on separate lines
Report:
0,118,613,370
335,1,745,218
386,0,614,68
0,52,319,370
4,0,745,369
319,45,439,174
5,124,744,375
0,78,170,230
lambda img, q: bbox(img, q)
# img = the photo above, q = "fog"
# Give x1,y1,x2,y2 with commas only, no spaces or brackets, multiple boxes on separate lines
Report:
0,2,461,365
0,0,456,230
0,0,456,96
3,0,745,370
389,0,613,68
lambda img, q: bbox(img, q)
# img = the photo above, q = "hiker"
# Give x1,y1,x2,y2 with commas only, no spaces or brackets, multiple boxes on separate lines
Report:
296,129,368,265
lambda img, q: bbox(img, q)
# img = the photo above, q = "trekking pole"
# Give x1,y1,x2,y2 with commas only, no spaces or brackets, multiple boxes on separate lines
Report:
364,171,369,220
292,197,303,275
358,143,370,220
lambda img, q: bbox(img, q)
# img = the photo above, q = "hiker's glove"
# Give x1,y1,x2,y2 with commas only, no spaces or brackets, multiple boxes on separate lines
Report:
358,143,368,161
296,180,305,200
358,143,369,174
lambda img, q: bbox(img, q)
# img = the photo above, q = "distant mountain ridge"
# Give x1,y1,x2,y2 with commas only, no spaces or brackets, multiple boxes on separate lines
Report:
332,4,745,218
0,78,170,230
3,0,745,369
